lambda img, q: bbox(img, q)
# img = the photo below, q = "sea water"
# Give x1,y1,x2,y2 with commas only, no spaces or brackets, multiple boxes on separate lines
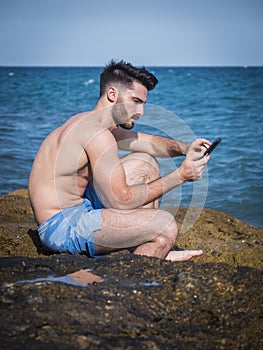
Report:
0,66,262,227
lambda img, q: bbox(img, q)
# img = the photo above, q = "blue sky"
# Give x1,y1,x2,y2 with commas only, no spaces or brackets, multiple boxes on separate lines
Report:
0,0,262,66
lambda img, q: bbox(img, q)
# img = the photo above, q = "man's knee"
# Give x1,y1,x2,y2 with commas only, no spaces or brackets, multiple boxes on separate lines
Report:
155,231,176,250
155,211,178,248
134,152,159,168
136,152,160,182
122,152,160,185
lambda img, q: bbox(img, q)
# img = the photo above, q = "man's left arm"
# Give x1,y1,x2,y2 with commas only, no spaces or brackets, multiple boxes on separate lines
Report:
112,127,189,158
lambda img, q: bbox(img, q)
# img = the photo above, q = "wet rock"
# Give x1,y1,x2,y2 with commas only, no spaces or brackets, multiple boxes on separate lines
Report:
0,189,262,349
0,255,262,349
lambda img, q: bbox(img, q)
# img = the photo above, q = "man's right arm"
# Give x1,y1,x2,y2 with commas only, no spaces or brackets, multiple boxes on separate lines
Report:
86,131,209,210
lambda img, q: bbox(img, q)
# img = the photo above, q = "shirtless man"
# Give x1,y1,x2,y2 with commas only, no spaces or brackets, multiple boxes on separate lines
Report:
28,60,211,261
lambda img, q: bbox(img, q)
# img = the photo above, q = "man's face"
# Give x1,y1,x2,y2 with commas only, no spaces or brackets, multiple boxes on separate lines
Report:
112,82,147,130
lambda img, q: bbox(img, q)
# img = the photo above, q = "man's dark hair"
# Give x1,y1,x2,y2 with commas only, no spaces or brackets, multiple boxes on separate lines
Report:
100,59,158,97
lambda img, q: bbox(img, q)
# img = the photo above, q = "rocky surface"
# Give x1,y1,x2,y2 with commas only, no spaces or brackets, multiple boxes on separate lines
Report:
0,189,262,349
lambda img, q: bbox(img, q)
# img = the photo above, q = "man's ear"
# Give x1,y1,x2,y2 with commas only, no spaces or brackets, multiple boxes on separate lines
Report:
107,86,119,103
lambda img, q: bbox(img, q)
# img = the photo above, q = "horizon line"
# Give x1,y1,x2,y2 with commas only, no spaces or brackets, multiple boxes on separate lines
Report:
0,64,262,68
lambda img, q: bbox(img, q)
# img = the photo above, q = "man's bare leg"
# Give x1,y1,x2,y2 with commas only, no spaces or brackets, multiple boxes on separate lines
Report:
95,208,203,261
93,152,203,261
121,152,160,209
94,207,177,259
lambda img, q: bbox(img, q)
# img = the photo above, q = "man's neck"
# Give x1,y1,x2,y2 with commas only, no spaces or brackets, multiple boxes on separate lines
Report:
92,99,117,131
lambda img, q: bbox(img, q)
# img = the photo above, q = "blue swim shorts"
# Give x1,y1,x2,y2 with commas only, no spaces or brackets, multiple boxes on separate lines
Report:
38,184,104,257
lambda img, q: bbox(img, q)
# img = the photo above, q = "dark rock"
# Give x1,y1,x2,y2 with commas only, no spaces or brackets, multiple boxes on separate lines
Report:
0,189,262,349
1,255,262,349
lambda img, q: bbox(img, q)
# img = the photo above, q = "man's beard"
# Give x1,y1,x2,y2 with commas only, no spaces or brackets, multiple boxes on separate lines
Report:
112,98,135,130
119,122,135,130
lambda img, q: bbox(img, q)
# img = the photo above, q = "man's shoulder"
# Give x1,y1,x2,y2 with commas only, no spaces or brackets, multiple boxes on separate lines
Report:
65,112,107,134
68,114,115,147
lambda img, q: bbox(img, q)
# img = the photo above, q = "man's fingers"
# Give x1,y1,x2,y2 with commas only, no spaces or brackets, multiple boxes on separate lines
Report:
188,138,211,156
197,138,211,147
196,154,210,164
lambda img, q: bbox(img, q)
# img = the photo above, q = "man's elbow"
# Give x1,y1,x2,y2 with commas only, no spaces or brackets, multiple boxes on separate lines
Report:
109,187,138,210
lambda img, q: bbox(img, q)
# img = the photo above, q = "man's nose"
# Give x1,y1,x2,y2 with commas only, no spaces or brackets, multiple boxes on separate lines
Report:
137,104,144,116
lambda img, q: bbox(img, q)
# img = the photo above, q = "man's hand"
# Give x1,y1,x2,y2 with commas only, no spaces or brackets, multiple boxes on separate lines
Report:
178,138,211,182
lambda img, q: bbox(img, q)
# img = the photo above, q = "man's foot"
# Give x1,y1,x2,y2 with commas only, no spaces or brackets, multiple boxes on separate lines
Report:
165,249,203,261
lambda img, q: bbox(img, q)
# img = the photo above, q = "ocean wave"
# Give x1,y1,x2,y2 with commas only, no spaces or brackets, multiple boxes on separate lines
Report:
83,79,95,86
